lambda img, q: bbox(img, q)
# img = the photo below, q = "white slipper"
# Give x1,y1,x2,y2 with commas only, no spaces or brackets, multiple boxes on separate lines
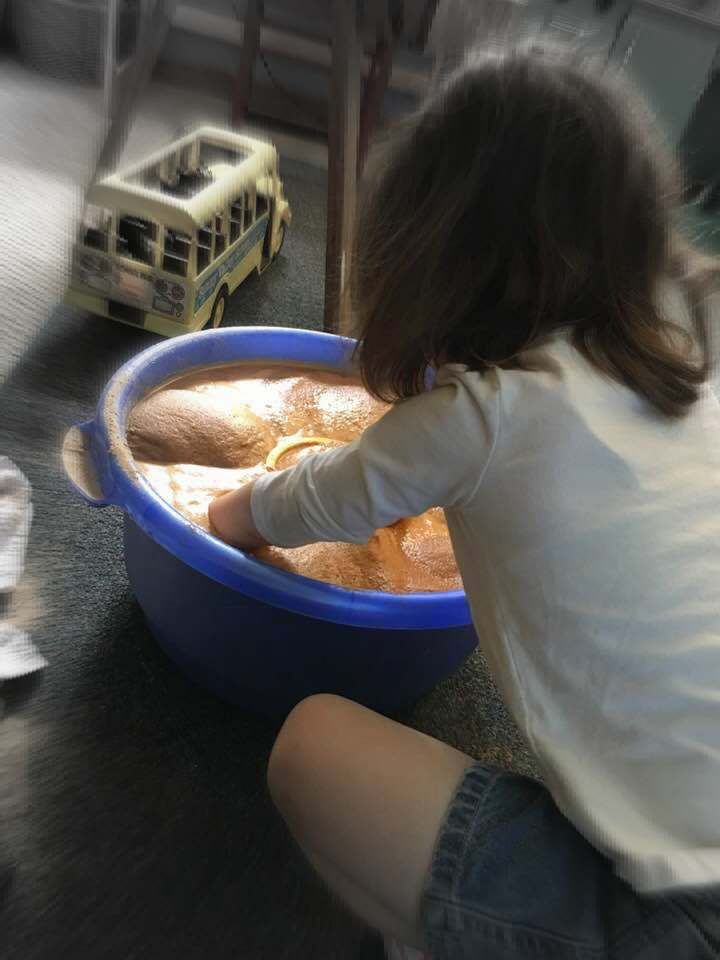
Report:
0,458,32,594
0,622,46,680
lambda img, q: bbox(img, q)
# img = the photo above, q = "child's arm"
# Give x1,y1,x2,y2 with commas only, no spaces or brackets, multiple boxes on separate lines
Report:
210,371,498,551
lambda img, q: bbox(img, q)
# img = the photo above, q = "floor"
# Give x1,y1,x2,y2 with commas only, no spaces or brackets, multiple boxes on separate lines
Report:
0,55,534,960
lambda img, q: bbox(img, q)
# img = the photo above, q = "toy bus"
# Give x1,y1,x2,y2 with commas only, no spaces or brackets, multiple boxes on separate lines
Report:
65,127,291,336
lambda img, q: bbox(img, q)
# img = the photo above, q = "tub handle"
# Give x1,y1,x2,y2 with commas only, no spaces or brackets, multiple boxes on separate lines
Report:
62,422,111,507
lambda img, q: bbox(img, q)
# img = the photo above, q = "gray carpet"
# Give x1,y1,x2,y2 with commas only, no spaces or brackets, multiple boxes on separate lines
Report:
0,57,535,960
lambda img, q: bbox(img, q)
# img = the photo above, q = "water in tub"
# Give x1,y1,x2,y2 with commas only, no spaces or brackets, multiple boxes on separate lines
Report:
125,365,461,593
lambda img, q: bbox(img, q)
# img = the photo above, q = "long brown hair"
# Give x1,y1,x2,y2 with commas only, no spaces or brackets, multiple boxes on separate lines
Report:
351,42,717,416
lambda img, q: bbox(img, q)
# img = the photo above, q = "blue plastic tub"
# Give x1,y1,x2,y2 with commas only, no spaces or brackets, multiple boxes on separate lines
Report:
62,327,476,717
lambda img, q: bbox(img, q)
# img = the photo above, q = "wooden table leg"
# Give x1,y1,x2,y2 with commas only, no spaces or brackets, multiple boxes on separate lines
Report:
324,0,361,334
232,0,263,129
93,0,173,183
358,38,394,174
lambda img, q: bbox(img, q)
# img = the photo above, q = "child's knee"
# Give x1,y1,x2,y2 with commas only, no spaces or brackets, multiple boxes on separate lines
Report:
267,694,350,809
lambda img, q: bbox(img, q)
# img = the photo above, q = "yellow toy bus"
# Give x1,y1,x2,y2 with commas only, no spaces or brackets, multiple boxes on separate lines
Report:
66,127,291,336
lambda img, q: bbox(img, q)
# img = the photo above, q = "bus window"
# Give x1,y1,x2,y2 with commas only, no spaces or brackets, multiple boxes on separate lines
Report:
179,144,192,172
256,192,269,218
229,197,243,244
82,204,112,251
197,221,212,273
243,191,256,232
214,213,227,258
117,215,156,266
163,228,191,277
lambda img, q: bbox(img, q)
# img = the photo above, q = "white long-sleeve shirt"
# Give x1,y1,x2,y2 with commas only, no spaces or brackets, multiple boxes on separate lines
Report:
251,333,720,895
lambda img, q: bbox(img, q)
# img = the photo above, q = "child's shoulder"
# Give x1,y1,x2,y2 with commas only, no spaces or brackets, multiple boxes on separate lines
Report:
436,337,569,393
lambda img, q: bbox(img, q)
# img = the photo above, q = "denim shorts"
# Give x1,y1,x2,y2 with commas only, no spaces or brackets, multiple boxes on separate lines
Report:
422,763,720,959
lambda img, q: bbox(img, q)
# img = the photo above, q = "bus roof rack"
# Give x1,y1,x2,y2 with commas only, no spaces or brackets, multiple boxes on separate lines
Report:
88,127,277,234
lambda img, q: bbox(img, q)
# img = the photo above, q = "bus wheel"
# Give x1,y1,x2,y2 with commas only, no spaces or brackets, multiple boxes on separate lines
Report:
209,287,228,328
273,224,286,260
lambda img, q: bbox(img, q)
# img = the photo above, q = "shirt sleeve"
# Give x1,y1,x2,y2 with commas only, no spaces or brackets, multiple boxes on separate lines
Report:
250,367,500,548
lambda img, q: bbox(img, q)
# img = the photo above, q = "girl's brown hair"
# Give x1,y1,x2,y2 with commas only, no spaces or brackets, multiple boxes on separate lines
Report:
351,42,717,416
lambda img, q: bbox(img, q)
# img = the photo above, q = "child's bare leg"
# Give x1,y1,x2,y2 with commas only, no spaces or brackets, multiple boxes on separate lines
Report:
268,694,474,949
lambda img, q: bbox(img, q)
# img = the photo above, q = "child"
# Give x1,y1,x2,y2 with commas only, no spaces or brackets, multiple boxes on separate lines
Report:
209,42,720,960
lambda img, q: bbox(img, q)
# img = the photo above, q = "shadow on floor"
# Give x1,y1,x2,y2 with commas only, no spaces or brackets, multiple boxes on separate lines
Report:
0,159,384,958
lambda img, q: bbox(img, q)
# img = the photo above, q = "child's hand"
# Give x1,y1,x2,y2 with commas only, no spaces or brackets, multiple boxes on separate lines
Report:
208,481,269,551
